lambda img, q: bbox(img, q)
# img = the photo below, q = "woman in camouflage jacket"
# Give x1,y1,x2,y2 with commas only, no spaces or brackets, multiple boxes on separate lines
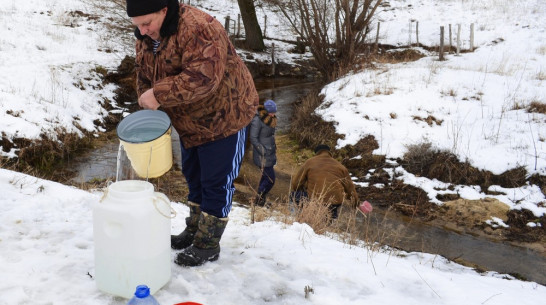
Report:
127,0,258,267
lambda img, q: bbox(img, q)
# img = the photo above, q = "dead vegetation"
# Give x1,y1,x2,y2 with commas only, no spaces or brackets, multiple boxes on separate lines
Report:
506,209,546,242
2,128,94,178
243,190,398,250
374,48,427,64
527,101,546,114
288,90,342,149
104,55,139,108
402,142,527,189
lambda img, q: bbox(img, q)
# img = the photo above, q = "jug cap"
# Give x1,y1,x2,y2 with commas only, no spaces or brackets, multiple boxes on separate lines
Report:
134,285,151,298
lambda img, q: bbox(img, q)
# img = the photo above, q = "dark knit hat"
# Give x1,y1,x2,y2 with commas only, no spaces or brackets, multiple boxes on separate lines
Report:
314,144,330,154
264,100,277,113
126,0,168,17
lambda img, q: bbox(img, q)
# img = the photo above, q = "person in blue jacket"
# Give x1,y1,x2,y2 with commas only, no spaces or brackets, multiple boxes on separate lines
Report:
249,100,277,206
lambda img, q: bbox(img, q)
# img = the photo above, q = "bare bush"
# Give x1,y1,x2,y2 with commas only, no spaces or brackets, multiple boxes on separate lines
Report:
402,142,436,174
403,141,528,189
273,0,384,80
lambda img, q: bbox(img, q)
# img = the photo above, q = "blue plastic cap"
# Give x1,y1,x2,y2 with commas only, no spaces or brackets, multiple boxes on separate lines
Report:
134,285,151,298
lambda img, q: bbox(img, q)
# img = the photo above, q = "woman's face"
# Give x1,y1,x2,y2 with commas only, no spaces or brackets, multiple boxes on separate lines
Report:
131,8,167,41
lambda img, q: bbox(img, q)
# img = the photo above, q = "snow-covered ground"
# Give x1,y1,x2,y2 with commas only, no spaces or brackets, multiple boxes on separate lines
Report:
1,168,545,304
0,0,545,303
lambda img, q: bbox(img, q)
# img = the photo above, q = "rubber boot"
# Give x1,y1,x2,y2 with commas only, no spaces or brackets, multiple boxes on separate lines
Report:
328,204,340,224
175,212,228,267
328,204,339,219
171,201,200,250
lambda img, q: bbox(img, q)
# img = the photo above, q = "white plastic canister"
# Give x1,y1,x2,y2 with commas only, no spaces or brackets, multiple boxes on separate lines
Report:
93,180,171,299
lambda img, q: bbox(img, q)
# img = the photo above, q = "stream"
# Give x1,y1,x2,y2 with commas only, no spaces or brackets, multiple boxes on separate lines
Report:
354,209,546,285
68,77,546,286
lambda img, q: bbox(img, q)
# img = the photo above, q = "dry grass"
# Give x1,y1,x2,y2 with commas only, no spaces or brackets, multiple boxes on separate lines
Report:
249,196,373,248
402,141,528,190
245,192,412,257
4,128,93,177
372,48,427,65
527,101,546,114
412,115,443,126
288,90,342,150
536,71,546,81
292,199,336,235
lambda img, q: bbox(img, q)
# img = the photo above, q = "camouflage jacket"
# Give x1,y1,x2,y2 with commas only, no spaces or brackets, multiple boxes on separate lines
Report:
290,151,359,207
135,4,258,148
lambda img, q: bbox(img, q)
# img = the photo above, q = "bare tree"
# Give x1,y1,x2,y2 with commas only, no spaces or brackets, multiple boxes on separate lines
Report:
238,0,266,51
274,0,383,80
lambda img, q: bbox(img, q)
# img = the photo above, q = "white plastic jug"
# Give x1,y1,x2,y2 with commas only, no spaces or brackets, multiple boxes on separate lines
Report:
93,180,171,299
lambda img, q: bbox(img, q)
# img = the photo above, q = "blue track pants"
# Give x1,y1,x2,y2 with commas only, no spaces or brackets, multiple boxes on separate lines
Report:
181,128,247,218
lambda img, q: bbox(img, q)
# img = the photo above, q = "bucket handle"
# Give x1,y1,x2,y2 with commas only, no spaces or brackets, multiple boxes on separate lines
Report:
153,192,177,219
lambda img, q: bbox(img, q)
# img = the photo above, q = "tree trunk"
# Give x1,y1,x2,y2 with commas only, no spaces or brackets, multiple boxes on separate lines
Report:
237,0,265,51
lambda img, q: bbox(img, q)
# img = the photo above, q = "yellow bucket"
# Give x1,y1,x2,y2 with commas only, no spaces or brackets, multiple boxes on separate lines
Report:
116,110,173,178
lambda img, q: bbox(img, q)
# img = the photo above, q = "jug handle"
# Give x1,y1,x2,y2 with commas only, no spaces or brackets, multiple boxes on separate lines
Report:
153,192,177,219
98,180,114,203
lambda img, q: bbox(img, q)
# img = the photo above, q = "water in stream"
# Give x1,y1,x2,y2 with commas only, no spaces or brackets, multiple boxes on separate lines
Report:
68,77,545,285
354,209,546,285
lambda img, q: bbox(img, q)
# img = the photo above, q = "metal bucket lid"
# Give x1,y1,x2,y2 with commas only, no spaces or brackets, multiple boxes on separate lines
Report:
116,110,172,143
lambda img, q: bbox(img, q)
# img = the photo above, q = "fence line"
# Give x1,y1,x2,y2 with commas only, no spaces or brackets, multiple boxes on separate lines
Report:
220,13,477,63
401,20,476,60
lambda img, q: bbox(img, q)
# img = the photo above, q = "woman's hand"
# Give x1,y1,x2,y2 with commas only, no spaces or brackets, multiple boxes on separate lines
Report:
138,88,161,110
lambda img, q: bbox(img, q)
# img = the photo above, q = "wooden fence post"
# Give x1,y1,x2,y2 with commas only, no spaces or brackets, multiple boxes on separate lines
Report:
263,15,267,38
449,24,452,53
439,26,445,61
271,43,276,76
224,15,230,35
375,22,380,53
296,36,305,54
416,21,419,46
457,24,461,56
408,20,412,46
470,23,475,51
237,14,241,38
